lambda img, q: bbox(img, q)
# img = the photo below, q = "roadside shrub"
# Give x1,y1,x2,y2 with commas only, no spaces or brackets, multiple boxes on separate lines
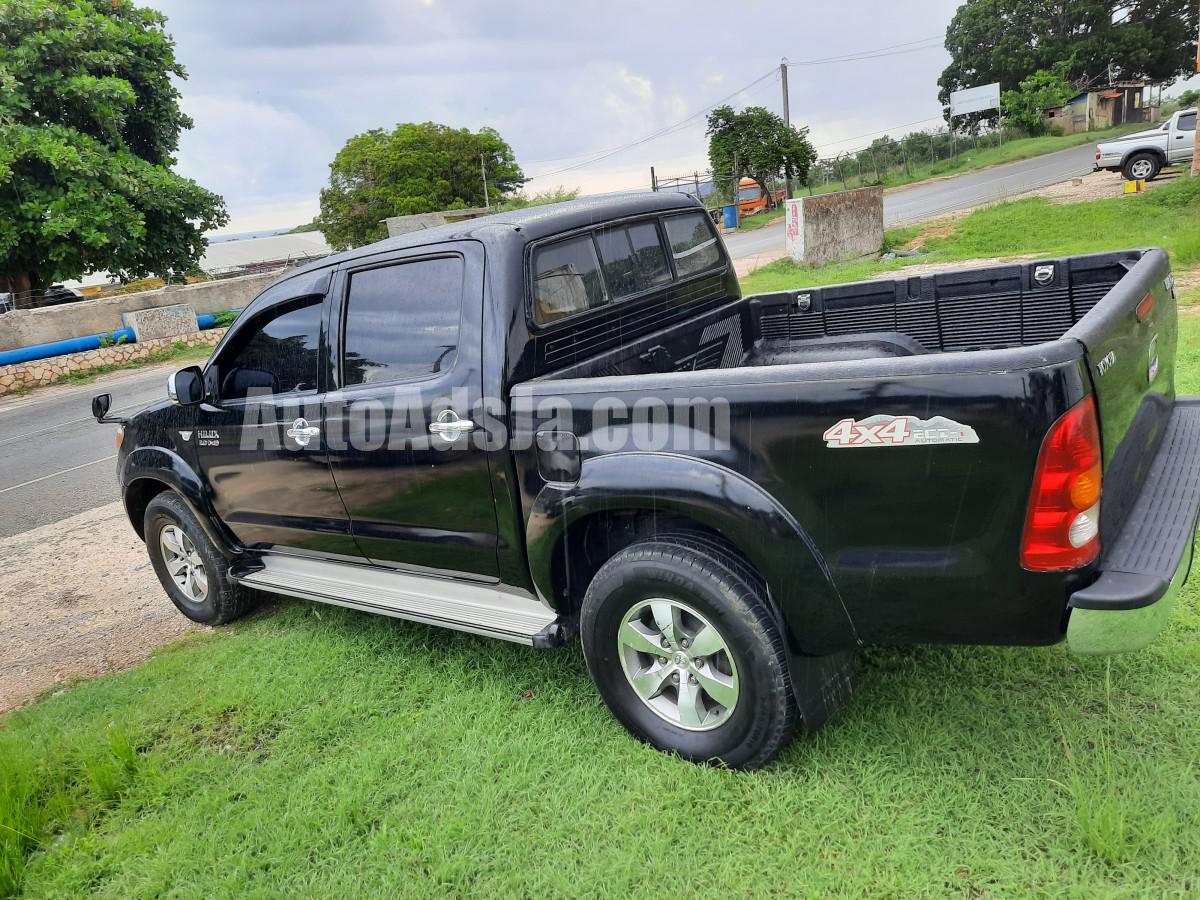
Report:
1143,174,1200,209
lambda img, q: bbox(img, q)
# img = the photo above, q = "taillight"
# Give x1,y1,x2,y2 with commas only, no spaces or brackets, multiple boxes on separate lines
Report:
1095,150,1101,161
1020,395,1102,571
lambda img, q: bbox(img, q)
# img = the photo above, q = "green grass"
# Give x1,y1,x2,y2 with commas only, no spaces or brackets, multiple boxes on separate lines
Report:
804,124,1147,198
2,321,1200,895
732,208,784,231
743,174,1200,297
4,254,1200,897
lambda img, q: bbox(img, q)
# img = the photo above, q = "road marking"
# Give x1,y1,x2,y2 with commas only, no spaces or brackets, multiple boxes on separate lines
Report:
0,454,118,495
0,398,147,448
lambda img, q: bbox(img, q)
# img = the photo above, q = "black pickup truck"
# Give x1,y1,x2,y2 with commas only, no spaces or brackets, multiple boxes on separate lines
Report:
94,193,1200,769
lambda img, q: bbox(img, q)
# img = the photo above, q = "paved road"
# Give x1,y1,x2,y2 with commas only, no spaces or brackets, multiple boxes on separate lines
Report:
723,142,1098,260
0,367,165,537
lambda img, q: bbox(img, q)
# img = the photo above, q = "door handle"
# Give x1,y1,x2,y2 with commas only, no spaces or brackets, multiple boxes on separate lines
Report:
428,410,475,439
286,417,321,448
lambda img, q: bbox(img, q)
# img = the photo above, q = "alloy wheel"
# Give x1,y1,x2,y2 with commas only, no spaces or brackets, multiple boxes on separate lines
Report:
616,598,739,731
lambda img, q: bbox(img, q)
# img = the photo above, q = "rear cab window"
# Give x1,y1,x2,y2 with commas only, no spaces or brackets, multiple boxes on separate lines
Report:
531,210,725,326
663,212,723,278
532,236,608,324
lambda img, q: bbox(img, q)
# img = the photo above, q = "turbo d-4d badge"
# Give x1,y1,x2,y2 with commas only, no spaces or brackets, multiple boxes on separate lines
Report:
823,415,979,448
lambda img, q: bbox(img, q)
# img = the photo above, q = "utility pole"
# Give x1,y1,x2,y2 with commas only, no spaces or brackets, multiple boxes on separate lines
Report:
1193,1,1199,176
480,153,490,209
650,166,658,191
732,151,741,228
780,58,793,202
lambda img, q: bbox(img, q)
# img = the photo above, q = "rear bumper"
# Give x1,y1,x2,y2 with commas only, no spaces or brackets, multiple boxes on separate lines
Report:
1067,398,1200,654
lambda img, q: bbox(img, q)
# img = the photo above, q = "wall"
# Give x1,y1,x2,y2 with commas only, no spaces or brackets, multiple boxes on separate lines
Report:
0,270,275,352
0,329,227,398
785,188,884,267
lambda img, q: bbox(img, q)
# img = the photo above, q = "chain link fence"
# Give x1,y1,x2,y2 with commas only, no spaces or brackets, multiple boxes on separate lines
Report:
652,123,1033,212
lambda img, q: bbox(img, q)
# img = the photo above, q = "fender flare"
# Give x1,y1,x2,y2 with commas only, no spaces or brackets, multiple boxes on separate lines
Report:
1121,146,1167,167
525,452,858,656
122,446,241,558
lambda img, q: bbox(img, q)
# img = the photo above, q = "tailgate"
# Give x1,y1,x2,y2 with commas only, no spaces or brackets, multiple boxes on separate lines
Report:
1063,248,1178,545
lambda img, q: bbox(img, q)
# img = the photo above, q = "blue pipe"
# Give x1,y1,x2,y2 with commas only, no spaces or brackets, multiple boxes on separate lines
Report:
0,328,135,366
0,308,240,367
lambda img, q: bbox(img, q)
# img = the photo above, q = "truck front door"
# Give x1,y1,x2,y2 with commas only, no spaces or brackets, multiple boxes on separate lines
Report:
1168,111,1196,165
322,243,501,581
192,269,360,558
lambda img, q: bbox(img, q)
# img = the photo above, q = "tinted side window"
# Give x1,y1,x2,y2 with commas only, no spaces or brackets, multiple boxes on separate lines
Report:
1179,112,1196,132
664,213,723,277
594,222,671,300
218,296,323,400
533,235,608,324
343,256,464,386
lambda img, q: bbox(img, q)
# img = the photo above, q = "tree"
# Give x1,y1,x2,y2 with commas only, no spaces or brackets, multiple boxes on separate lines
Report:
1002,65,1076,134
317,123,525,250
498,185,579,211
938,0,1200,117
705,105,816,206
0,0,228,304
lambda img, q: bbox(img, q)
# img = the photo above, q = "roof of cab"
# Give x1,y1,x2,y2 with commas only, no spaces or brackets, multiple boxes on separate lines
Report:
281,191,703,281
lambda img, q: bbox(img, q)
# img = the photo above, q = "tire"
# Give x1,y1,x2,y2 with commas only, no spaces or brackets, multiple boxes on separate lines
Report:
144,492,256,625
1122,152,1160,181
580,536,798,769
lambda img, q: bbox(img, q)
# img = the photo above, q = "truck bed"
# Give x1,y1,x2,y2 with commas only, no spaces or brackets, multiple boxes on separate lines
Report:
538,251,1138,381
515,247,1181,654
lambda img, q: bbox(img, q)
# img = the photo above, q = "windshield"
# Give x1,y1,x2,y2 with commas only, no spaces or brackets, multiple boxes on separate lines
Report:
738,186,762,201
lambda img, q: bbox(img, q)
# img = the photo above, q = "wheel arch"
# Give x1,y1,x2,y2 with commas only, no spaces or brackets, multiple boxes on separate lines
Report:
1122,146,1166,167
525,452,858,656
122,447,240,558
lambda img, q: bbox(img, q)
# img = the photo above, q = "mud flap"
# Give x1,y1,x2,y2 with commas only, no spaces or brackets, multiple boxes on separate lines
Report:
791,649,857,732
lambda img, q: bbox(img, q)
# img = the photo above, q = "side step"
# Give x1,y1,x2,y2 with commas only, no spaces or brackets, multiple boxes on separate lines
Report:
234,554,561,646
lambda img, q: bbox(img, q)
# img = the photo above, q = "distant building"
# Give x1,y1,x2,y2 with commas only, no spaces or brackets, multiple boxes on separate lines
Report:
1043,83,1159,134
382,207,493,238
64,230,333,290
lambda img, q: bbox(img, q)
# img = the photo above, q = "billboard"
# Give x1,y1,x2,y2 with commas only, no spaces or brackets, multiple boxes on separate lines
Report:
949,82,1001,117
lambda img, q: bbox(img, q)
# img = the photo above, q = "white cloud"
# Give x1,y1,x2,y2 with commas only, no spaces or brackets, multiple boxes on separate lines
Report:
153,0,970,232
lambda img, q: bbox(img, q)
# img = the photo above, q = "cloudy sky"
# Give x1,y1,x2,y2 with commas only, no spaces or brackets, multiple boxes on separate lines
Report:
151,0,1197,235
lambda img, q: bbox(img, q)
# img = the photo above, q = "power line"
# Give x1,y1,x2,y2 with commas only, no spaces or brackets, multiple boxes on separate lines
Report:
525,69,779,180
787,35,942,66
523,34,947,181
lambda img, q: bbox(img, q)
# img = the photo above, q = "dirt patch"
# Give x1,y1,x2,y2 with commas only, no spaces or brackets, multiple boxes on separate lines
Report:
0,501,201,713
1028,169,1180,204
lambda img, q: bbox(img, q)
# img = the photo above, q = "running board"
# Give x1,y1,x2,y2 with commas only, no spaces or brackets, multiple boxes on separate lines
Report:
234,554,561,646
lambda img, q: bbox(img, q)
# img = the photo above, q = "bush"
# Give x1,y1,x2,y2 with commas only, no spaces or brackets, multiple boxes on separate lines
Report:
1002,65,1074,135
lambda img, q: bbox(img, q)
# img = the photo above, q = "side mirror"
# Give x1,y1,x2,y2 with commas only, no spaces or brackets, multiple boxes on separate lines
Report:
168,366,205,406
92,393,112,422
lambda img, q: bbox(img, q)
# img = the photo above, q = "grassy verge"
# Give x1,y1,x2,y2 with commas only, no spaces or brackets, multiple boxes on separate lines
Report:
3,335,1200,896
803,124,1146,198
4,522,1200,894
733,208,784,231
743,174,1200,296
